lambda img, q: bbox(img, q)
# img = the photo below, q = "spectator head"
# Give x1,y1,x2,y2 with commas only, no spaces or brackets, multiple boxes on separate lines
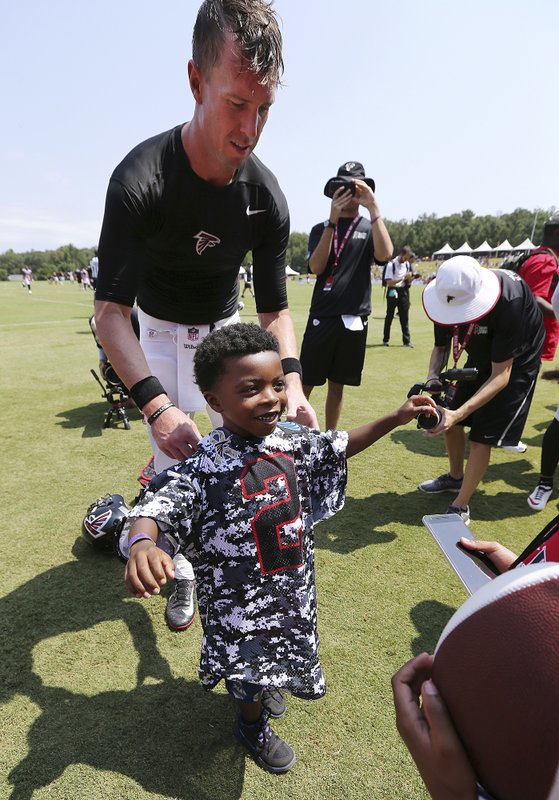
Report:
422,255,501,325
400,246,416,262
543,213,559,251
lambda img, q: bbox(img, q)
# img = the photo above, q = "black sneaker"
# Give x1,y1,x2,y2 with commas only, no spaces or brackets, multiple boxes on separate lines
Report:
235,710,296,774
165,578,196,631
261,687,286,718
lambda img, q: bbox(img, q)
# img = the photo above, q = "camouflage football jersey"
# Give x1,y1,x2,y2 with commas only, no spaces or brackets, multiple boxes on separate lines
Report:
125,422,348,698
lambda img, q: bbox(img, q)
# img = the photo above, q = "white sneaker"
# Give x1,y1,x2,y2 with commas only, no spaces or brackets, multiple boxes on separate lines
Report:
501,441,527,454
527,484,553,511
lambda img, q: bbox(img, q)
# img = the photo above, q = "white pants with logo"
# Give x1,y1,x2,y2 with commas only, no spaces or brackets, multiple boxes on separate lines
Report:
138,308,239,579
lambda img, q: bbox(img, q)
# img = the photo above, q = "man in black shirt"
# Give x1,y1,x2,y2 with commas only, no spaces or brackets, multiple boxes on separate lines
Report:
94,0,317,630
418,256,545,524
299,162,393,429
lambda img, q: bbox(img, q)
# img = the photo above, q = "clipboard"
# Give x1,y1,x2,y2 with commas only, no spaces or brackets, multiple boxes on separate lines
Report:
422,514,499,595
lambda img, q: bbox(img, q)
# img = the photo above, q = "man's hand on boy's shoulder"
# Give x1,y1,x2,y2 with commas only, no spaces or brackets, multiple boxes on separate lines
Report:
125,541,175,599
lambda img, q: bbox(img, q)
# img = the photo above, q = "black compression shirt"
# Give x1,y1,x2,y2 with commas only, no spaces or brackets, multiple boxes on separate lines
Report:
96,125,290,323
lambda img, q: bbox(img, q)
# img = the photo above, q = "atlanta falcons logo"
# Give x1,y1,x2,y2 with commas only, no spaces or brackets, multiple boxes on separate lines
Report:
194,230,221,255
84,509,112,538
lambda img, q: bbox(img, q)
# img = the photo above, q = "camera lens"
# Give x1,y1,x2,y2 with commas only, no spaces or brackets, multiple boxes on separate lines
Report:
417,408,443,430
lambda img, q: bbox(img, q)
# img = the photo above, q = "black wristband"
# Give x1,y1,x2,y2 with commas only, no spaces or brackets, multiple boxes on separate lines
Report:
281,357,303,378
147,401,175,426
130,376,166,409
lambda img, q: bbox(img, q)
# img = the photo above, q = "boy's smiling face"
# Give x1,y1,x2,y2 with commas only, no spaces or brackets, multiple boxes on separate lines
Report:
204,350,287,438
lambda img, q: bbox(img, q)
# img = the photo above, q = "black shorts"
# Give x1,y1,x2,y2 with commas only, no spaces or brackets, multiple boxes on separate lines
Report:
300,316,368,386
450,366,539,446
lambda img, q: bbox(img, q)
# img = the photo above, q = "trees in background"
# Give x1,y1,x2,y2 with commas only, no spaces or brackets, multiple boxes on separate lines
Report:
0,207,554,278
383,207,552,259
0,244,95,281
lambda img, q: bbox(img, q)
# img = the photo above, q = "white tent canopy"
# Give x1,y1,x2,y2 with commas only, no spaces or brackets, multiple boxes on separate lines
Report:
495,239,513,251
433,243,454,256
285,265,298,275
473,240,494,253
513,238,536,251
454,241,472,253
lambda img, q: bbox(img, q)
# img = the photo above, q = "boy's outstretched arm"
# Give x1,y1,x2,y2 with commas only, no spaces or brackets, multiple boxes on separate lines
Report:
124,517,175,599
346,395,437,458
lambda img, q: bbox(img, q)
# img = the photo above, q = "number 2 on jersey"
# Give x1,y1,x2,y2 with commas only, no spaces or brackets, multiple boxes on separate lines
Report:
240,453,303,575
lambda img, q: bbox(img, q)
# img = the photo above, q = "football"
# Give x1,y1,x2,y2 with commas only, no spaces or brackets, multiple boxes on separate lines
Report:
432,563,559,800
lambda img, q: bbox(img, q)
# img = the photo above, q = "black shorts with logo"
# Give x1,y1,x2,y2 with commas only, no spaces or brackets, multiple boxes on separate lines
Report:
300,316,368,387
450,364,540,446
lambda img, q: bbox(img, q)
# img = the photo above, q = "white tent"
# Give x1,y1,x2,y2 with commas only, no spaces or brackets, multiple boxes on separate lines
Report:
433,243,454,257
495,239,513,252
454,241,472,253
285,265,298,276
513,238,536,251
473,240,494,253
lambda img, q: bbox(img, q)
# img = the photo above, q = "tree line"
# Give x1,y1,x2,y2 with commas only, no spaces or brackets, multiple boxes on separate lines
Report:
1,206,553,280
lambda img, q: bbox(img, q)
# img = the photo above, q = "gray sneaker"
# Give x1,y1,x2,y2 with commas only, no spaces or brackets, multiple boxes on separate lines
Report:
165,578,196,631
418,473,463,494
446,504,470,525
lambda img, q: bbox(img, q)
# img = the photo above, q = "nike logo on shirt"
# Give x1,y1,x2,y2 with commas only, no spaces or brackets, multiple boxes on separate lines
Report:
246,206,267,216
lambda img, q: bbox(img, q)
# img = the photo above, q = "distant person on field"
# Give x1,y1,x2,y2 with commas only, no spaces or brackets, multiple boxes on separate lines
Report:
81,268,92,290
417,256,545,525
122,322,436,774
21,266,32,293
299,161,393,429
382,245,419,347
89,251,99,290
241,263,254,298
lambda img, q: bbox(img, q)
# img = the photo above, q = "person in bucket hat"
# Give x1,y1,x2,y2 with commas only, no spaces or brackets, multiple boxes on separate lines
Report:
417,256,545,524
299,161,392,429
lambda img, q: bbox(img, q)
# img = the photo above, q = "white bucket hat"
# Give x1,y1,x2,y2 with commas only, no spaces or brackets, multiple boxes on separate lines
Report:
422,255,501,325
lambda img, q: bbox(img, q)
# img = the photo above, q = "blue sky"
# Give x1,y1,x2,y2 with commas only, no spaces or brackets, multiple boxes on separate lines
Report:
1,0,557,253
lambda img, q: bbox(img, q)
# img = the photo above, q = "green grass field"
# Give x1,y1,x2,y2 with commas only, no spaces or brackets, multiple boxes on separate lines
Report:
1,278,556,800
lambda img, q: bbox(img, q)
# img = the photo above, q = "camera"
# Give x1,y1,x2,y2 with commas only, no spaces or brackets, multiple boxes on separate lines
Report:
407,367,479,430
323,177,357,199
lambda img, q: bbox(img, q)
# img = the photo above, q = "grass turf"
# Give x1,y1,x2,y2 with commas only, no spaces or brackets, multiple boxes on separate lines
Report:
1,278,556,799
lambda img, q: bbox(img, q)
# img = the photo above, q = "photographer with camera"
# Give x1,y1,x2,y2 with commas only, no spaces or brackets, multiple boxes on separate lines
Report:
299,161,393,429
417,256,545,524
382,246,420,348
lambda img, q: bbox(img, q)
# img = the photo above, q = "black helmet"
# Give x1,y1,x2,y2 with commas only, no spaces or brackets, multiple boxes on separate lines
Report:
82,494,129,551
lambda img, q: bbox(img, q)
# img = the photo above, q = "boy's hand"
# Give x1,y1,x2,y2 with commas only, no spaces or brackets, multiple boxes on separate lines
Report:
392,653,478,800
398,394,438,425
125,541,175,599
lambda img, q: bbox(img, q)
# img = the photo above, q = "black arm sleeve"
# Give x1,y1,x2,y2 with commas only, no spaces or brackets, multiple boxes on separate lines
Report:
96,179,152,307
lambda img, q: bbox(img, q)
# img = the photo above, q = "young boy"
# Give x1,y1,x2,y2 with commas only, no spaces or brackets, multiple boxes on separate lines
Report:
122,323,436,774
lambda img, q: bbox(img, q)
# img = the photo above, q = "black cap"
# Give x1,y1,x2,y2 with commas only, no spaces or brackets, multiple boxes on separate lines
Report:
323,161,375,198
